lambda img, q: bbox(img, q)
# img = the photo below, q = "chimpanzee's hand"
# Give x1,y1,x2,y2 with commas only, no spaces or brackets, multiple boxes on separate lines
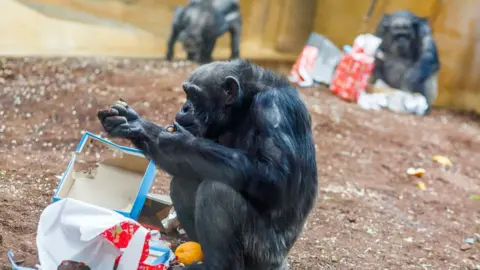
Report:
159,121,195,149
97,103,144,139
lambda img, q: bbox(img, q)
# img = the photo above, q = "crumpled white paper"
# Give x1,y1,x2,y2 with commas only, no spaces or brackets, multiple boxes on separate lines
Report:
36,198,152,270
357,80,429,115
353,33,382,57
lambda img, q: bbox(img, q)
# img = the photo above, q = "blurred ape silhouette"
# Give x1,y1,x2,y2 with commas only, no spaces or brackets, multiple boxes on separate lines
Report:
166,0,241,64
371,10,440,113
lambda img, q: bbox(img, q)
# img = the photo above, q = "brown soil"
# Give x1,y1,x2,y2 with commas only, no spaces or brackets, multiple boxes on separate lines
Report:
0,57,479,270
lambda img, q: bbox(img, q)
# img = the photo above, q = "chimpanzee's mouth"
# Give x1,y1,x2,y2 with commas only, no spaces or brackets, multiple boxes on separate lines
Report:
173,120,200,136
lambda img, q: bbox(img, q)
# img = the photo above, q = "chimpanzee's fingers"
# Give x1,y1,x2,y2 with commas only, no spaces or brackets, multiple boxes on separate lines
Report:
172,121,187,133
107,123,131,138
102,116,128,132
172,121,194,137
111,104,129,116
97,108,119,122
111,104,139,120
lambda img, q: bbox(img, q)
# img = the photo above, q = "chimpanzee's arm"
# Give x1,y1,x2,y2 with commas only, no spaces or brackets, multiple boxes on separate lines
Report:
228,21,241,59
166,7,185,61
411,32,440,83
130,93,294,208
370,54,385,84
129,122,291,208
407,22,440,88
223,2,241,59
199,37,216,64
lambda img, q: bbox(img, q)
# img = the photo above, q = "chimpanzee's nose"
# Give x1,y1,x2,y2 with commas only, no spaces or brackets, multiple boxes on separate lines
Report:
175,102,192,123
181,103,191,114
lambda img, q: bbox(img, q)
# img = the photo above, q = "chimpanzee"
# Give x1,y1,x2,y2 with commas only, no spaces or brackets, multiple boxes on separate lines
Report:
165,0,242,64
371,10,440,114
97,59,318,269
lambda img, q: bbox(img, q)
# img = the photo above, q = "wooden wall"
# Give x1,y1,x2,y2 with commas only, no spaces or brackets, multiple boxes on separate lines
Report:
12,0,480,113
0,0,162,56
313,0,480,113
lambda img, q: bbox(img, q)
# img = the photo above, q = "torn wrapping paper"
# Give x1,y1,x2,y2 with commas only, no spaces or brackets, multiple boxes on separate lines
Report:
329,34,382,102
352,34,382,58
357,80,429,115
289,32,342,87
36,198,175,270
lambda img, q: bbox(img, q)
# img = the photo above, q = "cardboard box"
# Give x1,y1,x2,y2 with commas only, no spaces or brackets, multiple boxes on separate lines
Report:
288,32,343,87
53,131,157,220
329,52,375,102
138,193,173,232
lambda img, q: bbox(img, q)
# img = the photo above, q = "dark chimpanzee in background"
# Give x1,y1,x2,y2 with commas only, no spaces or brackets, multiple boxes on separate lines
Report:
166,0,242,64
370,10,440,114
98,59,318,270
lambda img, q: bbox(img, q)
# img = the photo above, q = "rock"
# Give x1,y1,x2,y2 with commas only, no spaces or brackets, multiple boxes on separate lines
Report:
461,244,472,251
403,237,413,243
464,237,477,245
347,214,357,223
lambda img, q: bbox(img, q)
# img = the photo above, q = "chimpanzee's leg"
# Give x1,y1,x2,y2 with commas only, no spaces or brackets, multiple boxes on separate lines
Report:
170,176,201,241
166,7,185,61
194,181,249,270
199,39,217,64
166,27,181,61
229,21,241,59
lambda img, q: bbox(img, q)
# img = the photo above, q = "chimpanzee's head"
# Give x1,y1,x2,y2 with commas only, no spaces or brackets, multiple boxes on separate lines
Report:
377,10,427,58
179,30,203,58
174,60,244,138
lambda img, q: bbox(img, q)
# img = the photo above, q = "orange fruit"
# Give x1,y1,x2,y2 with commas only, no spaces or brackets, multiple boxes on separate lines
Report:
174,241,203,265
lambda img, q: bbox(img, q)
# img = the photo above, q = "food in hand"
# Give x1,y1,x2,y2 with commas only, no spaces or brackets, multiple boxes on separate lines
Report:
167,126,176,133
116,98,128,108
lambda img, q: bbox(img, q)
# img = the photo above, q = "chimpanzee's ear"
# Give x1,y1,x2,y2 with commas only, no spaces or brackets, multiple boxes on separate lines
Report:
224,76,242,105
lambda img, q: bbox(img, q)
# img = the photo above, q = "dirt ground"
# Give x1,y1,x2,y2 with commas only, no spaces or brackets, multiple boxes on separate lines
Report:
0,57,479,270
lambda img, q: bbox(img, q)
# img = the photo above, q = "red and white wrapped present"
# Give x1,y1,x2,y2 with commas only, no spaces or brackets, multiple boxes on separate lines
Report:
329,34,381,102
289,33,343,87
36,198,175,270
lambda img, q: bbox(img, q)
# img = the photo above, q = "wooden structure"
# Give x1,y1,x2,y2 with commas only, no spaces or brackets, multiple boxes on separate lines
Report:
3,0,480,113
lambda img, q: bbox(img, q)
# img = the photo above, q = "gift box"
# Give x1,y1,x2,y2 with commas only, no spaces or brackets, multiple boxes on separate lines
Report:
289,32,342,87
53,131,157,220
329,50,375,102
138,193,173,232
36,198,175,270
329,34,381,102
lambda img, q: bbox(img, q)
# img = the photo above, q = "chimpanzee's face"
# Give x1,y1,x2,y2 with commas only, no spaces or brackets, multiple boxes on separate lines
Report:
388,16,417,58
181,34,202,54
175,81,211,137
177,29,203,62
174,62,241,138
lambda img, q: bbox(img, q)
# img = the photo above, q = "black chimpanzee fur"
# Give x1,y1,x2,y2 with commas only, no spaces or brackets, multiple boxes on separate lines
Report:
166,0,242,64
97,59,318,270
371,10,440,113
